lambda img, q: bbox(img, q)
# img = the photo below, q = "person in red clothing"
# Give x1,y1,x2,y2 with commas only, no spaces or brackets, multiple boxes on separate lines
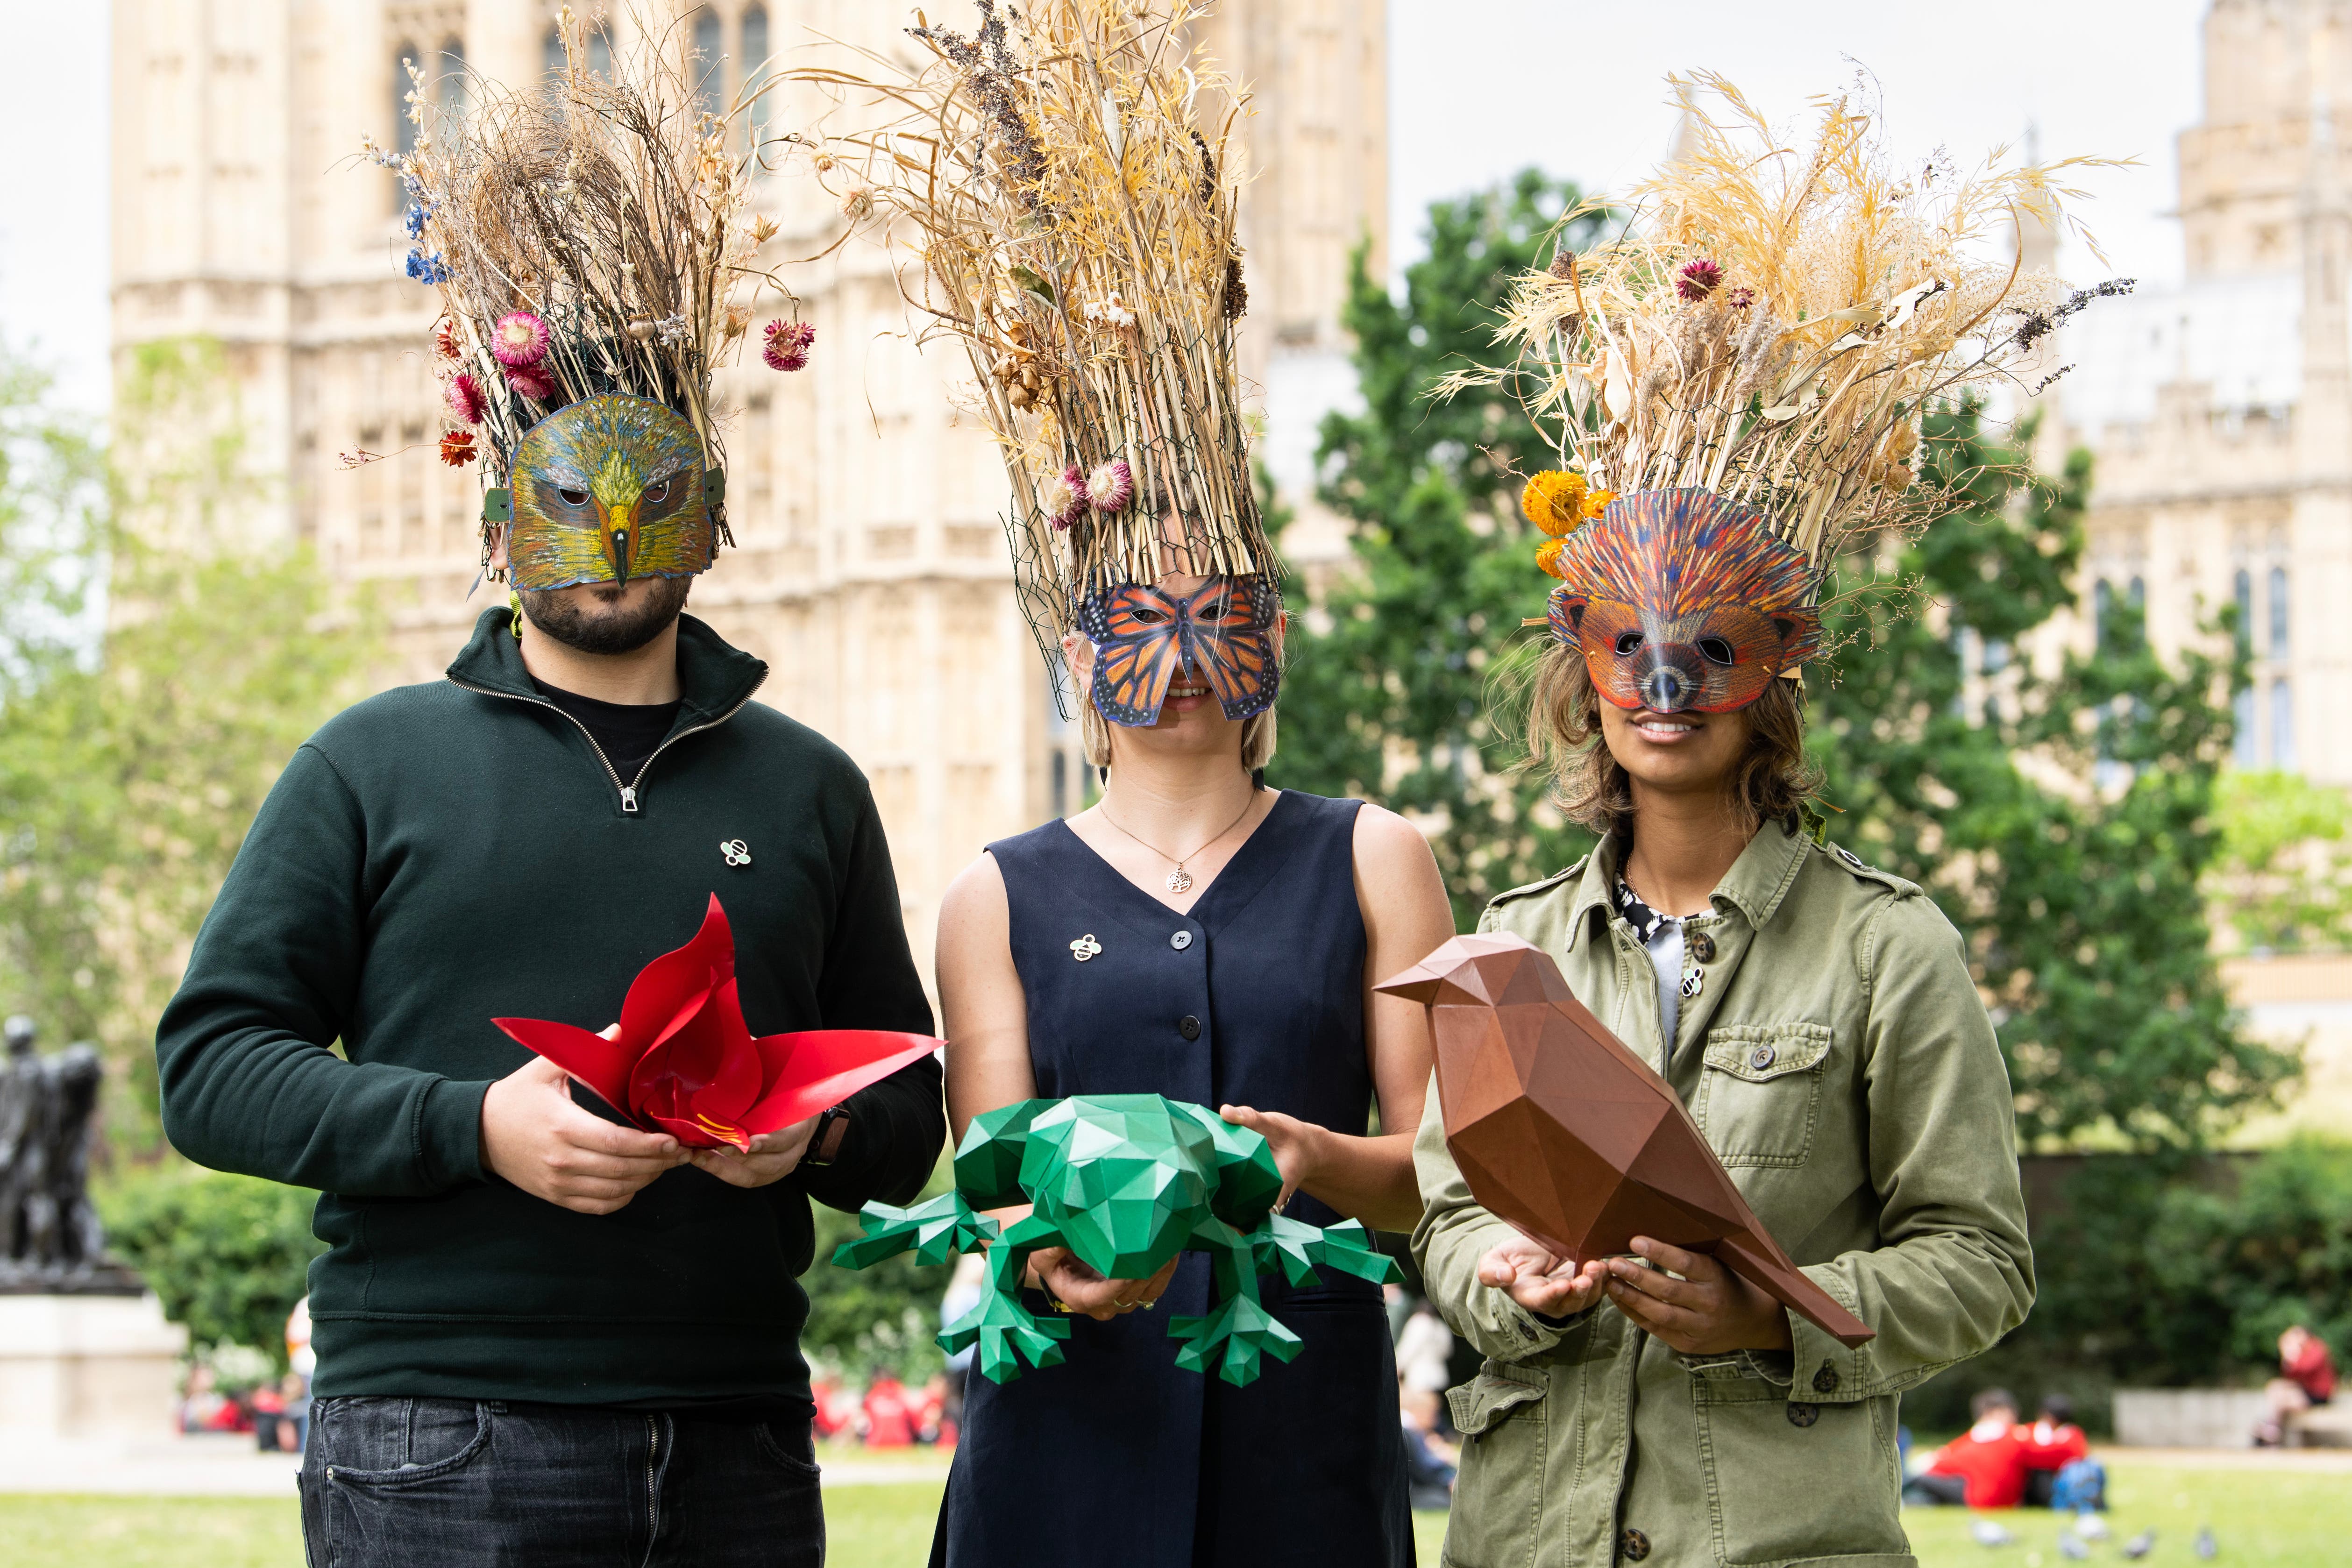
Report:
2259,1325,2338,1445
2021,1394,2091,1507
1914,1389,2030,1508
860,1368,917,1449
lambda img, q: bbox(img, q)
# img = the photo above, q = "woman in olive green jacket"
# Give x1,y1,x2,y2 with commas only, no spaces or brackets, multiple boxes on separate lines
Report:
1414,639,2033,1567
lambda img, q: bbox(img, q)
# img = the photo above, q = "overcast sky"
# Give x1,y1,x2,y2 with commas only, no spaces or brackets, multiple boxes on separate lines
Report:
0,0,2208,419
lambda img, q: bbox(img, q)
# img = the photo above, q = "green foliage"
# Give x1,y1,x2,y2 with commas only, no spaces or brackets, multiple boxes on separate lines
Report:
0,337,377,1151
1811,400,2294,1151
1275,170,1611,924
99,1168,325,1370
2210,769,2352,953
800,1163,956,1383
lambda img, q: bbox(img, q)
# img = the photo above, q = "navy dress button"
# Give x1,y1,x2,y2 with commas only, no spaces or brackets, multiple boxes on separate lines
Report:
1171,930,1194,951
1178,1015,1202,1041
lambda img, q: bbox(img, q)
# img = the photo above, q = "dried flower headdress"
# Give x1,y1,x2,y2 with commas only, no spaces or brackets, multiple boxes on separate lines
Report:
1445,72,2130,592
383,6,809,581
797,0,1267,664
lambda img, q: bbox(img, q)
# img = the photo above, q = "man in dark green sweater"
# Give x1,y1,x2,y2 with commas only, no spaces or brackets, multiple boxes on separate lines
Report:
157,580,943,1561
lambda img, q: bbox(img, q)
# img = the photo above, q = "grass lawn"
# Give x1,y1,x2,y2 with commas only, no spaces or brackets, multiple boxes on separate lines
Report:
6,1453,2344,1566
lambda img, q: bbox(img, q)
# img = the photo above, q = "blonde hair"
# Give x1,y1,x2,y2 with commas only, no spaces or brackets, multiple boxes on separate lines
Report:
1081,701,1277,774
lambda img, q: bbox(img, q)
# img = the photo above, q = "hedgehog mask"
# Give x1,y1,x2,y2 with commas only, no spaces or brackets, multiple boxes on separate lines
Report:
502,396,717,593
1546,489,1822,714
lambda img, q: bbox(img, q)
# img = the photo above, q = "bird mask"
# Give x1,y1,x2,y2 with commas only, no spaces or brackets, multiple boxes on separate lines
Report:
1548,489,1821,714
504,395,716,592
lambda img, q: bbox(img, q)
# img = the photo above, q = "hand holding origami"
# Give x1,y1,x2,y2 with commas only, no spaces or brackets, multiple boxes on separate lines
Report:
493,894,941,1153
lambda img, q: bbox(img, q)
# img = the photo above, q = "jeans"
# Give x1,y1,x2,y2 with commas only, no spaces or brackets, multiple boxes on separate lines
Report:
299,1397,824,1568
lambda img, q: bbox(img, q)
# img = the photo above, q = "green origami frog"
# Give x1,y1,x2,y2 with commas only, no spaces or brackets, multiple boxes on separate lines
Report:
832,1093,1400,1387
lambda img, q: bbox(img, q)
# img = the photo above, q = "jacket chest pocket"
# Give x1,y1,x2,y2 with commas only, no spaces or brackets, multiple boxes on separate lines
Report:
1695,1023,1833,1169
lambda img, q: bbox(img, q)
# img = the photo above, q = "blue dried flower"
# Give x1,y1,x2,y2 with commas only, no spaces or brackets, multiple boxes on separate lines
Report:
404,249,448,286
404,206,427,239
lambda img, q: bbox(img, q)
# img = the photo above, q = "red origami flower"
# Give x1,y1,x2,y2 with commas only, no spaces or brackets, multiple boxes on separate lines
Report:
494,895,938,1150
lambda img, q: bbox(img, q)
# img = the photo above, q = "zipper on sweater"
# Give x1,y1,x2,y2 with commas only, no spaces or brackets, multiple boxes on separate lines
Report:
447,675,765,816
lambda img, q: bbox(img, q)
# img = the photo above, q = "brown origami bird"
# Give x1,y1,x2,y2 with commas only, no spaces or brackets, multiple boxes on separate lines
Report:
1377,932,1873,1347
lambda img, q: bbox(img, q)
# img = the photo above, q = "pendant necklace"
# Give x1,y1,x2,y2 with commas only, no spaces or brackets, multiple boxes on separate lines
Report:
1100,789,1262,896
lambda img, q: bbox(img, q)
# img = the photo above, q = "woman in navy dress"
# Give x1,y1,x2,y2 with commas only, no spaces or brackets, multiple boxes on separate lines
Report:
932,563,1455,1568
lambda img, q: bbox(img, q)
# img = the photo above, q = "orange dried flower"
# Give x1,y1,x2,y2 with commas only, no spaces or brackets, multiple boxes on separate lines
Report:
438,429,476,467
1536,539,1567,578
1580,487,1615,520
1522,470,1587,538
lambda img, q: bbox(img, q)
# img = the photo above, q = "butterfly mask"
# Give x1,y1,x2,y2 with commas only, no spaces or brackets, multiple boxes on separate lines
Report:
505,395,715,592
1547,489,1821,714
1074,575,1282,728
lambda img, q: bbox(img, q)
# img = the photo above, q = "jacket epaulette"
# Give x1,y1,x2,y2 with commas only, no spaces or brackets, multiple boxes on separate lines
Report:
1485,858,1588,913
1813,839,1922,899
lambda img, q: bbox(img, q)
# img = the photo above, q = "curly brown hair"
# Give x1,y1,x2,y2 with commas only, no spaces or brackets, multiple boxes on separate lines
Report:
1518,641,1820,841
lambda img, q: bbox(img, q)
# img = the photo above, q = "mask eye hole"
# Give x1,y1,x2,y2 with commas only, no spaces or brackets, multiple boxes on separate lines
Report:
643,478,673,505
1131,608,1169,624
1613,631,1645,656
1697,636,1736,665
556,487,590,508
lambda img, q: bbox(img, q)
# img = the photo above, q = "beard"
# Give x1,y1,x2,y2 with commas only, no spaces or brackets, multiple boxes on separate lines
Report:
516,573,694,656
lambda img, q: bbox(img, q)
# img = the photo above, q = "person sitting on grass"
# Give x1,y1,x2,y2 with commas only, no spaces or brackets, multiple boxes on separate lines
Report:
2022,1394,2092,1508
1910,1389,2029,1508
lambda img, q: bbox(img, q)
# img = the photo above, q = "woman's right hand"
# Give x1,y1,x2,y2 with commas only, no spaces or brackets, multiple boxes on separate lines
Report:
1029,1247,1181,1321
1476,1235,1607,1318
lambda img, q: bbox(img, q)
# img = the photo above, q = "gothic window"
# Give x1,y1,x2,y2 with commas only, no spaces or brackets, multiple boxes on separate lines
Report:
2093,578,2112,647
743,5,772,144
2235,567,2253,652
2272,677,2298,771
544,23,612,82
440,36,468,121
691,8,725,115
393,41,420,156
2268,564,2289,659
2235,685,2258,769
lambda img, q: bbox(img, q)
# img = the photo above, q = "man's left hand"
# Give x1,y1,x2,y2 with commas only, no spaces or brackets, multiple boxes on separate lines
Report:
688,1115,822,1189
1603,1236,1794,1356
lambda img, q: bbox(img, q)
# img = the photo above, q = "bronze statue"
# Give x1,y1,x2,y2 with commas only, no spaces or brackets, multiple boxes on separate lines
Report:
0,1015,137,1293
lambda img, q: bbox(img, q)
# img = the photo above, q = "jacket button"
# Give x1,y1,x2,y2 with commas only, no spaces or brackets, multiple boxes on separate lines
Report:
1688,931,1716,963
1178,1015,1201,1041
1171,929,1194,950
1749,1044,1776,1070
1786,1400,1819,1427
1619,1527,1651,1561
1813,1362,1839,1394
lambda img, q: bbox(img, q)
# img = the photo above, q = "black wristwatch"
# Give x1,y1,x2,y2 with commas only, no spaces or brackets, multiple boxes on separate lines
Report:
802,1105,851,1168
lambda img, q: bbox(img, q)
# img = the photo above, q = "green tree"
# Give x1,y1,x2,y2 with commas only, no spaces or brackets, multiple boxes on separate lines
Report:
2210,769,2352,953
100,1169,327,1369
1273,170,1611,924
1811,402,2295,1151
0,337,378,1151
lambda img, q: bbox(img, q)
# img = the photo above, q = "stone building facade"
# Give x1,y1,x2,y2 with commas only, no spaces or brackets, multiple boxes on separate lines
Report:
2060,0,2352,782
109,0,1386,981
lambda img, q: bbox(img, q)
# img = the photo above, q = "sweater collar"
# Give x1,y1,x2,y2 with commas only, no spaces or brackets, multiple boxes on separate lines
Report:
446,607,768,727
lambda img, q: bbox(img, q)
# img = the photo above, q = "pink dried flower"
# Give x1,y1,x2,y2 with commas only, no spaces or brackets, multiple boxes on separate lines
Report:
1676,259,1724,302
1085,458,1134,513
505,363,558,403
491,311,550,368
762,319,815,372
1726,285,1756,310
444,372,486,425
433,319,461,361
1039,464,1085,530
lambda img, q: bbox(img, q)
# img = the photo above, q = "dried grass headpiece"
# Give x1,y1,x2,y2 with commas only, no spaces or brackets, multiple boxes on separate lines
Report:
1447,72,2130,590
385,6,803,579
797,0,1268,661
